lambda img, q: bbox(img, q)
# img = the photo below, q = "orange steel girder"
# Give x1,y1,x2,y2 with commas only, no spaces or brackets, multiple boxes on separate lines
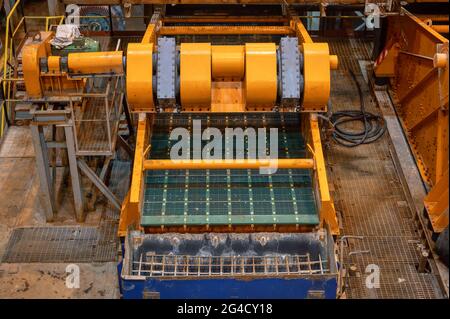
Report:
378,9,448,188
376,9,449,232
424,170,449,233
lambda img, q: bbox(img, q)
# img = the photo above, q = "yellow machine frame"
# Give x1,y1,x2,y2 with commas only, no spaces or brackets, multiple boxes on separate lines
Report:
118,18,340,236
10,7,340,236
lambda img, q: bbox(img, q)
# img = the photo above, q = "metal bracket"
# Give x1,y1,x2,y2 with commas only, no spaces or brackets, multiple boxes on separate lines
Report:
156,37,177,108
279,37,303,109
77,158,121,211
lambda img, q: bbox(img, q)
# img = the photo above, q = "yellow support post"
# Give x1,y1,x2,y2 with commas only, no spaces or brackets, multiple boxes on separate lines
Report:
142,24,157,44
119,113,149,237
292,20,313,43
310,114,340,235
129,113,148,205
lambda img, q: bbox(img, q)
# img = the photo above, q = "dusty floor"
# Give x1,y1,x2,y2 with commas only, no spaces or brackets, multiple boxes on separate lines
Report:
0,127,121,299
0,262,119,299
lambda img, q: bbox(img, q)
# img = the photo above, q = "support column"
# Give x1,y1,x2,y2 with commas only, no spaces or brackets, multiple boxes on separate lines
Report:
30,124,56,222
78,158,121,211
47,0,65,16
64,124,84,222
309,113,339,235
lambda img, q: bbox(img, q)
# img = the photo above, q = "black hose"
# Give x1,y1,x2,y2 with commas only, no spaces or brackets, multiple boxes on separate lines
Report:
328,69,386,147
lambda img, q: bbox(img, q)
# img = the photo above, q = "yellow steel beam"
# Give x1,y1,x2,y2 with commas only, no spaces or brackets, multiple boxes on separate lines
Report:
309,114,339,235
119,113,148,236
130,113,148,204
143,159,315,170
292,20,313,44
405,9,448,43
424,169,449,233
159,26,293,35
163,16,288,24
142,23,157,44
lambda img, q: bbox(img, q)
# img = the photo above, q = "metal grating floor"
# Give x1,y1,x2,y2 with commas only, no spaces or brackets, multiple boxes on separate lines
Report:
143,113,319,228
131,254,330,277
323,37,444,298
1,224,117,263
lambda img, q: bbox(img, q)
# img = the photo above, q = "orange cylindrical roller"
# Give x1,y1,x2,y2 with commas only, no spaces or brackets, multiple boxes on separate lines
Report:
126,43,154,112
245,43,277,107
47,56,61,73
211,45,245,80
68,51,123,74
302,42,331,110
180,43,212,108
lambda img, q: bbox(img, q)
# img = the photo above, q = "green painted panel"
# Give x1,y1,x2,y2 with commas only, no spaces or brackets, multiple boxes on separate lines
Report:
142,113,319,227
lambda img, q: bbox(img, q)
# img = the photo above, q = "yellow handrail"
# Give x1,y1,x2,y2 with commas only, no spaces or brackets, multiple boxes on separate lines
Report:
45,16,65,31
1,0,22,138
11,17,25,38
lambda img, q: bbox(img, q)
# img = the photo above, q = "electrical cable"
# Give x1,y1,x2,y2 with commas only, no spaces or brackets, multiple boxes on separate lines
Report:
326,69,386,147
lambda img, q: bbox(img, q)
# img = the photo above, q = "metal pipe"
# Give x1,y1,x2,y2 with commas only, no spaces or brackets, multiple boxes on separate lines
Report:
163,16,288,23
431,25,449,34
159,26,293,35
67,51,124,74
417,15,449,23
143,159,315,170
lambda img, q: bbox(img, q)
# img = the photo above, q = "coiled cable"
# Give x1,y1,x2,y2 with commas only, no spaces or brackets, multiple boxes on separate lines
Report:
326,69,386,147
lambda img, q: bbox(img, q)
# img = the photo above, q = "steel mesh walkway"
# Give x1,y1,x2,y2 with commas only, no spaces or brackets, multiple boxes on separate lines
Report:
321,37,444,299
142,113,319,229
1,224,117,263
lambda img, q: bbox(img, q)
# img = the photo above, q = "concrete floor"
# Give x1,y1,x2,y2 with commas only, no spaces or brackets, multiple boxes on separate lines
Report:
0,126,120,299
0,262,119,299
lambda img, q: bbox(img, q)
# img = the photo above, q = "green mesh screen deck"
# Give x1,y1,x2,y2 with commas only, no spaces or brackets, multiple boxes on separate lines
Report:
142,114,319,228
